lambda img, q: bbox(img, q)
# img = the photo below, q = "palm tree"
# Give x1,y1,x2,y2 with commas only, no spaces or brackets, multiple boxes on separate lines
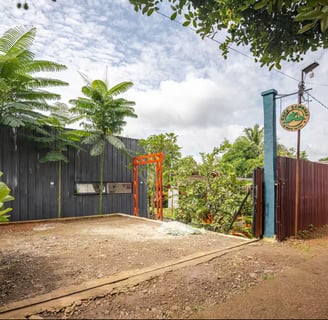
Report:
70,78,137,215
0,26,68,128
243,124,264,155
32,103,84,218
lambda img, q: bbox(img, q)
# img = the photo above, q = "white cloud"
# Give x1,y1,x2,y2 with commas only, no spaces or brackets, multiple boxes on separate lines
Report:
0,0,327,161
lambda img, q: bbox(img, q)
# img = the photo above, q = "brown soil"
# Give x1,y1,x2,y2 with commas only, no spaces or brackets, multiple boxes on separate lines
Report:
1,215,328,319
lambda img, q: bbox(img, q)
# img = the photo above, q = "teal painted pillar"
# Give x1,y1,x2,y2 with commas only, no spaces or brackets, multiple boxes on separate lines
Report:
261,89,277,238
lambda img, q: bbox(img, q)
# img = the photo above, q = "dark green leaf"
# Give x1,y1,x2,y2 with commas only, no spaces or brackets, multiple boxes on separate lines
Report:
171,12,177,20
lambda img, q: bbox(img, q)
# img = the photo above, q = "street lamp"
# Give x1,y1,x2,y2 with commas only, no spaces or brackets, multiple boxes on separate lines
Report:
296,62,319,159
294,61,319,236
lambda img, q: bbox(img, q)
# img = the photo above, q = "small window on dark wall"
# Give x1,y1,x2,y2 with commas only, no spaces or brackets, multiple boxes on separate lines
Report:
75,182,132,195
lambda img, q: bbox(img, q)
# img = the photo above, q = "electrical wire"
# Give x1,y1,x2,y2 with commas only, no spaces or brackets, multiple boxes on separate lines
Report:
276,88,312,100
308,93,328,111
155,11,300,82
155,9,328,111
155,10,327,86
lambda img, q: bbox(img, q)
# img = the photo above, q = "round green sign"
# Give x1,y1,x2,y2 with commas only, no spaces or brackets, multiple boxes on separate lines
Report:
280,104,310,131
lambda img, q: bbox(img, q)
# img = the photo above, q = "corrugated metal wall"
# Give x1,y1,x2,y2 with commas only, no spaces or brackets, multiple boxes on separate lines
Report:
0,125,148,221
276,156,328,240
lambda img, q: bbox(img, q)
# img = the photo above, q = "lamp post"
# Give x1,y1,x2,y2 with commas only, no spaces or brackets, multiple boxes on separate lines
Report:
294,62,319,236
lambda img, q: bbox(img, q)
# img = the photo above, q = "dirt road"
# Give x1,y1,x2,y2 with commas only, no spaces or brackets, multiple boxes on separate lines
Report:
1,215,328,319
195,239,328,319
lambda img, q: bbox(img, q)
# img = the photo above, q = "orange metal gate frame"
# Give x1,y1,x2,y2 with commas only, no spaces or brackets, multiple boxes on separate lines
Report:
132,152,164,220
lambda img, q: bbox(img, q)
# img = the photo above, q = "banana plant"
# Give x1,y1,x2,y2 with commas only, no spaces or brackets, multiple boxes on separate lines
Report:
0,171,14,222
70,77,137,215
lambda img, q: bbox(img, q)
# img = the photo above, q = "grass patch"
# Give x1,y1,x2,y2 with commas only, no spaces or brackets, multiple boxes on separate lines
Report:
163,207,176,220
262,273,274,280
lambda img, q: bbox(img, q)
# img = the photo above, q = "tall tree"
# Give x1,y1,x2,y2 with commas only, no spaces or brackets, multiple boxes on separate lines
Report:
243,124,264,156
218,137,263,178
70,78,137,215
0,26,68,129
130,0,328,69
32,103,84,218
243,124,263,145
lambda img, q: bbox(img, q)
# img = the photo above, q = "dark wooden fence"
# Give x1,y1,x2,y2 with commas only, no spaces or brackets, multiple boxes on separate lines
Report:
0,125,148,221
252,168,264,238
276,156,328,240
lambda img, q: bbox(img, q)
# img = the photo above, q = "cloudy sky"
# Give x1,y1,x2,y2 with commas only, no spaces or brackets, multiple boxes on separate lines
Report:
1,0,328,161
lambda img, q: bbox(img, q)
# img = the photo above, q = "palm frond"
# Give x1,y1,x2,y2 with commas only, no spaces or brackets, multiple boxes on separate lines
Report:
70,97,97,113
16,90,61,101
29,125,50,136
82,132,101,145
62,130,85,142
58,138,84,151
39,150,68,163
65,129,89,138
91,80,108,96
0,26,36,56
32,136,54,144
105,135,126,151
110,105,137,118
7,100,52,111
81,86,93,99
2,115,24,127
90,138,105,156
106,81,133,97
113,98,136,107
24,78,69,88
22,60,67,73
12,48,35,61
66,114,84,125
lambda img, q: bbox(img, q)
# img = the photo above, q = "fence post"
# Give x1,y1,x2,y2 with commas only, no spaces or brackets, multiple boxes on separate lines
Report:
261,89,277,238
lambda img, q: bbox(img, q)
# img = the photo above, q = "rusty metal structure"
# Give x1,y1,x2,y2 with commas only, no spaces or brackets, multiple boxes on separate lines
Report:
276,157,328,241
132,152,164,220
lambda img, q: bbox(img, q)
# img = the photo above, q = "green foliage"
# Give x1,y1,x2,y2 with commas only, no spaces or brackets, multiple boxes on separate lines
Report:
141,124,310,233
175,148,252,232
277,143,308,160
130,0,328,69
138,133,182,214
217,125,307,178
294,1,328,33
35,103,84,163
0,172,14,222
217,124,264,178
31,103,85,218
0,26,68,129
218,137,263,178
231,215,253,238
174,123,305,233
70,77,137,215
138,132,182,183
